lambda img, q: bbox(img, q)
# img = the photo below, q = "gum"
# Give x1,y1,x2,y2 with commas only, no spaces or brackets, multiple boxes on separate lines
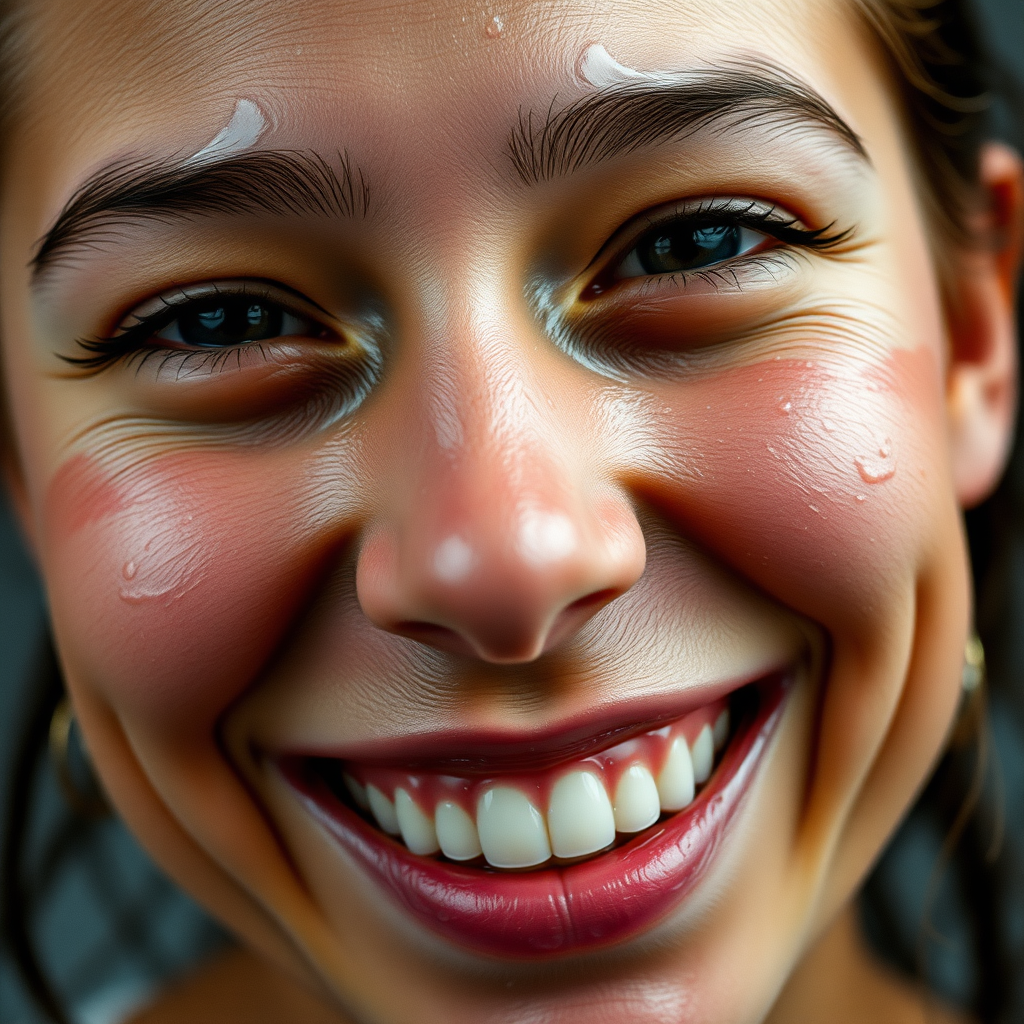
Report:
344,697,728,818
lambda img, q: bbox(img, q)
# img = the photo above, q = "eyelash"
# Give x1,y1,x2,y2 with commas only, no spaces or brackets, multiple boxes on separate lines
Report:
66,200,846,377
65,281,338,376
588,198,851,296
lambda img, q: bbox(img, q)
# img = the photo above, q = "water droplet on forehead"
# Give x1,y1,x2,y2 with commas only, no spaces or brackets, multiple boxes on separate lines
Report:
485,14,503,38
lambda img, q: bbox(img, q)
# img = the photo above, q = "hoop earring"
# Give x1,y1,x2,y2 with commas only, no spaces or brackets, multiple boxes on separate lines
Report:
48,696,109,818
962,633,986,693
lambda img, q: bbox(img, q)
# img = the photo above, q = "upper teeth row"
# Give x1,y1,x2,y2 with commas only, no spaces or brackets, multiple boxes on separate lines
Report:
342,709,730,870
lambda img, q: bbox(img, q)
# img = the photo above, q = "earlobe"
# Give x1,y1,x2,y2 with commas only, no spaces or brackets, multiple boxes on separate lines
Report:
948,142,1024,508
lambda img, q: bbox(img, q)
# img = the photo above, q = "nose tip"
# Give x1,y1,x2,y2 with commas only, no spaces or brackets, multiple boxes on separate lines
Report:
356,493,645,663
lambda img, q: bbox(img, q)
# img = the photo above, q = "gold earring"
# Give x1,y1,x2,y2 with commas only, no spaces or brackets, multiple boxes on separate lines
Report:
48,695,109,818
962,633,986,693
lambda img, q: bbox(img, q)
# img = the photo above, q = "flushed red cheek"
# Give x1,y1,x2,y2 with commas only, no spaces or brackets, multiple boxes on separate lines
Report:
45,448,346,730
640,347,947,626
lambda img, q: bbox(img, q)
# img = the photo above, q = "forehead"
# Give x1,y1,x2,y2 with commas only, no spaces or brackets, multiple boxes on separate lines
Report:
15,0,864,159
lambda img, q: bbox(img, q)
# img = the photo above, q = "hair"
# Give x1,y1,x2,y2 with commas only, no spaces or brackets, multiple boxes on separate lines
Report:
0,1,1022,1021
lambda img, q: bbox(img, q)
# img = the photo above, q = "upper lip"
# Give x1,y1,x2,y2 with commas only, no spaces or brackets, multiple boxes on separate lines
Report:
274,663,785,774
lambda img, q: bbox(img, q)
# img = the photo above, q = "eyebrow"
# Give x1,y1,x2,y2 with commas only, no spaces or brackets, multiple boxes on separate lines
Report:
508,61,867,184
31,150,371,279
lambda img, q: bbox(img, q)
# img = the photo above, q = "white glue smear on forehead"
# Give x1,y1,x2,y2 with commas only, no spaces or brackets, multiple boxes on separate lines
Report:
577,43,654,88
184,98,267,166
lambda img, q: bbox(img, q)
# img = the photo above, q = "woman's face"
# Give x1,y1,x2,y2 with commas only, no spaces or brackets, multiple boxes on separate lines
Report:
1,0,1017,1021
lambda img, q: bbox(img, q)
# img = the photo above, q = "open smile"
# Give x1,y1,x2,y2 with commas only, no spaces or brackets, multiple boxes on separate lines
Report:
279,669,793,958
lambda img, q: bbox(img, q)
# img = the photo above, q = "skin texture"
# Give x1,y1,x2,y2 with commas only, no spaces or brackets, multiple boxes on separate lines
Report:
1,0,1022,1021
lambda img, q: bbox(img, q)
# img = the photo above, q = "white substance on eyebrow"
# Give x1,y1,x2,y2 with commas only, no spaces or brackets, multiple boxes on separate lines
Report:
577,43,652,88
185,98,267,165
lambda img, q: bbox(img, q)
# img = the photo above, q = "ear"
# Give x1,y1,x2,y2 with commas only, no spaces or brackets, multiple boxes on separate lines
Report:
947,142,1024,508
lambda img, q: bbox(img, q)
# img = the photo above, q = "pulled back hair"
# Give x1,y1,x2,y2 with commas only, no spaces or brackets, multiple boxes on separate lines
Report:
1,1,1022,1021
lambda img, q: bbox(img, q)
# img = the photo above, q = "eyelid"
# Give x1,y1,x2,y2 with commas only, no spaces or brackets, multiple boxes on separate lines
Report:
614,225,770,281
62,277,354,376
115,277,341,339
584,196,841,294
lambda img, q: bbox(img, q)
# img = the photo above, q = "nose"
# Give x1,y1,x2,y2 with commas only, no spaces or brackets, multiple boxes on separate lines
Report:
356,367,646,664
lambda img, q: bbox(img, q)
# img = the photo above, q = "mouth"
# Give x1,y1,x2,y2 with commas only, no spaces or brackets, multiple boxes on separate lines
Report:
280,670,792,959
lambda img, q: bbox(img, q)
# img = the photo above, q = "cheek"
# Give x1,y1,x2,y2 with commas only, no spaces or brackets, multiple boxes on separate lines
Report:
640,346,951,629
44,448,346,730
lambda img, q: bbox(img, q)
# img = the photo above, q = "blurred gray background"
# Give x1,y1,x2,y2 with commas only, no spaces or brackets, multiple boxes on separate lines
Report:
1,2,1023,1021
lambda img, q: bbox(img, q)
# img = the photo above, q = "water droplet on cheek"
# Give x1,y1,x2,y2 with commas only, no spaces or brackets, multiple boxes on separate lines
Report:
778,400,792,415
122,560,137,581
485,14,503,37
854,438,896,484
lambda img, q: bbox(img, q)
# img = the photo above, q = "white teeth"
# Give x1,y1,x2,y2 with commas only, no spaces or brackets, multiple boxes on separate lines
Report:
367,785,401,835
656,737,695,812
350,702,734,863
691,724,714,784
613,764,661,833
395,788,440,855
713,708,731,752
476,787,551,869
547,770,616,858
435,800,482,861
343,773,370,811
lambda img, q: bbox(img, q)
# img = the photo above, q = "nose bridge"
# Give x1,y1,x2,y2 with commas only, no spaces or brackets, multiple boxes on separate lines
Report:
357,292,646,663
428,348,577,584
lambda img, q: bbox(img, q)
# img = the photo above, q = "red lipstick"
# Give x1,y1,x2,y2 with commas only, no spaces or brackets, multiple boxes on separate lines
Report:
281,674,789,958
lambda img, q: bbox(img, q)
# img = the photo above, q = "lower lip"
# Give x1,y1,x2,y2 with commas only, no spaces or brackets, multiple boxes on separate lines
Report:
282,674,789,959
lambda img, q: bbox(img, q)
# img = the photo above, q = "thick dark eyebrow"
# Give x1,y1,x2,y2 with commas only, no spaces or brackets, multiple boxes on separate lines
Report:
31,150,371,280
509,62,868,184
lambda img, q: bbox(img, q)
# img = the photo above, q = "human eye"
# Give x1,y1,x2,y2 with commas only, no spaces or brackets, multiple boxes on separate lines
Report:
66,279,343,374
589,198,849,295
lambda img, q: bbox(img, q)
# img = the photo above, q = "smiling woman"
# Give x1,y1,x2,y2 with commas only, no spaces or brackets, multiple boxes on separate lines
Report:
0,0,1022,1023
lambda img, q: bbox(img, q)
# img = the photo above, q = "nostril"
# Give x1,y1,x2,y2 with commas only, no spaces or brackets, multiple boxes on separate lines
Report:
393,621,477,657
540,588,622,656
395,621,457,642
564,588,619,616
